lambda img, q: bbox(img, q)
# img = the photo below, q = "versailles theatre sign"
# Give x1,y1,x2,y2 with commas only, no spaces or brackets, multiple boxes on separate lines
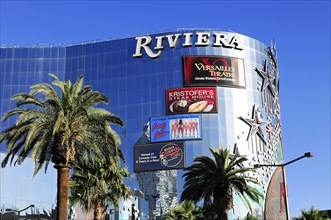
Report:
133,32,243,58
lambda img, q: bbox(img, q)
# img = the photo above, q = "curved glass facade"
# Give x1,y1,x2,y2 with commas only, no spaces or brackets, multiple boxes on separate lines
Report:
1,30,284,220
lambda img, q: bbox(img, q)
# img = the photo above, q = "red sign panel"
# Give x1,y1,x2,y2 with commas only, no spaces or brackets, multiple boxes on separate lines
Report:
166,87,217,115
183,56,246,88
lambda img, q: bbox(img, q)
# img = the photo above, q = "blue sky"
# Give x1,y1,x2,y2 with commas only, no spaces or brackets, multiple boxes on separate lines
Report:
1,0,330,217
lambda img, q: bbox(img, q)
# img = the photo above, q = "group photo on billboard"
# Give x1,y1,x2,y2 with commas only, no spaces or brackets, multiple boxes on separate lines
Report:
183,55,246,88
150,114,202,143
134,142,185,172
166,87,218,115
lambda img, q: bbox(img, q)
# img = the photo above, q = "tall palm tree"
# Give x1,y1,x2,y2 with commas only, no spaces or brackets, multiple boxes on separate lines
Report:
162,200,204,220
293,206,330,220
180,147,263,220
69,155,131,220
0,74,124,220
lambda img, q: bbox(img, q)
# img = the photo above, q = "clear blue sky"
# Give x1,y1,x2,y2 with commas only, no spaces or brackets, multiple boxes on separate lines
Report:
1,0,330,217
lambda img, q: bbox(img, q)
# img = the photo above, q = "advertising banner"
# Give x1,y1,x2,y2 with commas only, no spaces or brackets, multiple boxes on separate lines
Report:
166,87,218,115
134,142,185,172
150,114,202,143
183,56,246,88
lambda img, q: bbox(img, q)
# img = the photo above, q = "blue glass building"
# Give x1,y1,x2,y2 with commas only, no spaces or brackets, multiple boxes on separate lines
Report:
1,29,285,220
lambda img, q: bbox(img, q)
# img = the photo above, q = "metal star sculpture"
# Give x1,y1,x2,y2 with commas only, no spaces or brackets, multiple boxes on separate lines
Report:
239,105,267,143
232,143,240,155
230,143,245,168
268,39,278,68
255,59,275,96
273,69,280,92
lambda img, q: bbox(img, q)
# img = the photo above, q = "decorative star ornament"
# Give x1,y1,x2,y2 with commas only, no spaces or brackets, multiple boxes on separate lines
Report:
232,143,240,155
239,105,267,143
230,143,245,168
268,39,278,68
273,69,280,92
255,59,275,96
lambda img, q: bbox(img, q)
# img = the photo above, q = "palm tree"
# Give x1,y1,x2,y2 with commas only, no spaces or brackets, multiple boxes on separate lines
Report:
180,147,263,220
293,206,330,220
162,200,204,220
69,155,131,220
0,74,124,220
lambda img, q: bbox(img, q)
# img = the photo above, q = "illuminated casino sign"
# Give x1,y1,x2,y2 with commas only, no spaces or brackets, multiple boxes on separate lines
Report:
183,56,246,88
133,32,243,58
166,87,218,115
134,142,185,172
150,114,202,143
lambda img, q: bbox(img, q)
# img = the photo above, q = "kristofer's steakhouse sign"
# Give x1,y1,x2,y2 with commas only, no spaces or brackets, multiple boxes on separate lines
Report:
133,32,243,58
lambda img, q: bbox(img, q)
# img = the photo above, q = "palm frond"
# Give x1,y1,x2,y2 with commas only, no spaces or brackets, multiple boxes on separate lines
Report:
181,146,263,219
49,73,65,92
72,74,84,98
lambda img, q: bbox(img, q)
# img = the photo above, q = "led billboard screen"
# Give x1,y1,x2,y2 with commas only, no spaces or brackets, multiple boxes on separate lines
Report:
183,56,245,88
134,142,185,172
166,87,218,115
150,114,202,143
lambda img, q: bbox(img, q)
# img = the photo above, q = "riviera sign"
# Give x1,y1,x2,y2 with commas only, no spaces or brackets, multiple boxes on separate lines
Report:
133,32,244,58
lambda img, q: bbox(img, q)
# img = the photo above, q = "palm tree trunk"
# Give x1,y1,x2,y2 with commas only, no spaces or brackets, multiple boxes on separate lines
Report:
55,164,70,220
94,196,103,220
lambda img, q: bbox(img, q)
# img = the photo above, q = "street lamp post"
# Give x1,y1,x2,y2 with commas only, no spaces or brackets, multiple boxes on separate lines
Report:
254,152,313,220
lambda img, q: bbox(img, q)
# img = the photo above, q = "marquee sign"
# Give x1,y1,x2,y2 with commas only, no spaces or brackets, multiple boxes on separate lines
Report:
183,56,246,88
166,87,218,115
133,32,243,58
150,114,202,143
134,142,185,172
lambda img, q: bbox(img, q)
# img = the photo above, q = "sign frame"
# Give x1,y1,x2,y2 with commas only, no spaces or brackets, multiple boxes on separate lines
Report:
182,55,246,88
165,87,218,115
150,114,202,143
134,142,186,172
